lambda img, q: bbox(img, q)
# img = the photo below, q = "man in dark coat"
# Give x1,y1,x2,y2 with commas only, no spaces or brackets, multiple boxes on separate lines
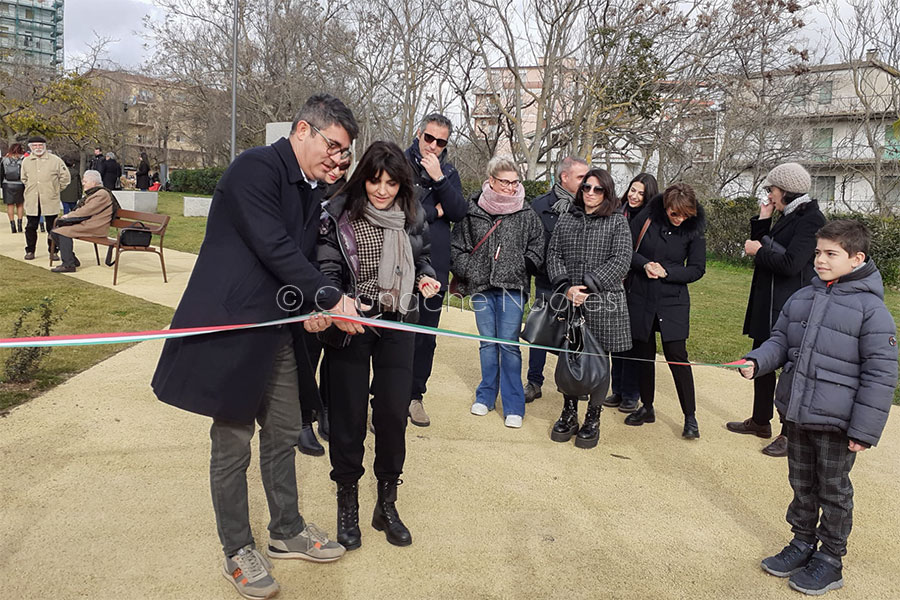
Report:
151,94,362,600
88,147,105,174
526,156,588,402
726,162,826,457
403,113,467,427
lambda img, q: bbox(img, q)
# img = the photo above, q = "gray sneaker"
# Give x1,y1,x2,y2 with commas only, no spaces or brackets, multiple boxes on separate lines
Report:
223,545,280,600
409,399,430,427
267,522,346,563
524,382,542,403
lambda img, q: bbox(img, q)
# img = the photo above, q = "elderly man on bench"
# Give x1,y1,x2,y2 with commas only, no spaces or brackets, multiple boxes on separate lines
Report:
50,169,116,273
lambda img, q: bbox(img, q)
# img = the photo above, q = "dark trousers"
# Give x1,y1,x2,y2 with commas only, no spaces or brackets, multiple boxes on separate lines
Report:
631,320,696,416
298,332,328,424
411,291,444,400
785,422,856,558
610,352,640,401
326,326,414,483
25,210,57,254
525,284,552,386
50,232,77,267
750,338,778,425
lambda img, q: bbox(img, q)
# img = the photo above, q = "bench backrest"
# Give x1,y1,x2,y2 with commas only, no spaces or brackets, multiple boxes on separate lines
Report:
112,209,170,234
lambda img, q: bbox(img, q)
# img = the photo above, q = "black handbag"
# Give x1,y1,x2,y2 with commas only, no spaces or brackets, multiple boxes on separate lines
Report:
120,221,152,247
554,306,609,397
521,296,566,349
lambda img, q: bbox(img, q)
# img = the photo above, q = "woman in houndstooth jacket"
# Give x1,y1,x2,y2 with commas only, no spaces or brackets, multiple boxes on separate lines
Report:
546,168,633,449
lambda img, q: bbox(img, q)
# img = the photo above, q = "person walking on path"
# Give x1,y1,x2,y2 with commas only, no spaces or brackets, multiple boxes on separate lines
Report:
451,155,544,429
738,219,897,597
49,169,115,273
623,184,706,439
2,142,26,233
151,94,362,600
317,141,440,551
603,173,658,413
403,113,467,427
21,135,69,260
726,162,825,457
526,156,588,403
545,167,632,448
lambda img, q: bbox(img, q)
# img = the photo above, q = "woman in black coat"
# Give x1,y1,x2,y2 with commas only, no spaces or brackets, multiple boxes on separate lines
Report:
726,162,825,456
605,173,659,413
136,152,151,190
102,152,122,190
624,184,706,439
317,141,439,551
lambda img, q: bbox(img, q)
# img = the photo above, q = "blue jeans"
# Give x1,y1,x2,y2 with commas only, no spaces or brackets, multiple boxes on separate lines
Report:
472,288,526,417
610,352,640,401
61,202,76,215
525,283,552,386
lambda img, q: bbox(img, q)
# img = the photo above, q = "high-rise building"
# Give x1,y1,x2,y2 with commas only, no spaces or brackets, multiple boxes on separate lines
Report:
0,0,64,69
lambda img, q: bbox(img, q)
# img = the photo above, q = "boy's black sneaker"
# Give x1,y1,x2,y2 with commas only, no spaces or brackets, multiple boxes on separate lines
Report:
788,551,843,595
761,539,815,577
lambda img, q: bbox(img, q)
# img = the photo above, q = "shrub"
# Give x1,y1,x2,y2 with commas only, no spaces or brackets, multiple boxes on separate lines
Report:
459,178,549,204
169,167,227,196
3,297,66,384
702,196,758,265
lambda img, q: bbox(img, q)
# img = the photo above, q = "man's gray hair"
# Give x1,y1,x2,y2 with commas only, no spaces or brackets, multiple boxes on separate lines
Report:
105,152,116,160
419,113,453,136
486,155,519,179
83,170,102,187
556,156,588,180
291,93,359,141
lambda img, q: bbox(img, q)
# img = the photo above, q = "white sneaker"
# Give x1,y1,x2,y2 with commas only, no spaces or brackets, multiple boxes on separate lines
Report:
505,414,523,428
470,402,490,416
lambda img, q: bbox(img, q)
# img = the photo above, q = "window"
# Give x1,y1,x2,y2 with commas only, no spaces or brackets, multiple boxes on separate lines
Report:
175,134,182,142
25,8,34,20
811,176,835,204
886,124,900,160
883,177,900,208
812,128,833,159
818,82,833,105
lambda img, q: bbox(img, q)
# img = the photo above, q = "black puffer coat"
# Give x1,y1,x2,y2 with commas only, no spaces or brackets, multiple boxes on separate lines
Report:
746,260,898,447
743,199,826,341
627,194,706,342
317,193,435,323
450,194,544,296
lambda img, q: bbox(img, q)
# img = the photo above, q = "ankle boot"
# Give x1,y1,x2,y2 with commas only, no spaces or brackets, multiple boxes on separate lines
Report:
336,482,361,550
575,403,602,449
17,218,22,233
372,479,411,547
298,422,325,456
682,414,700,439
550,396,579,443
9,220,15,234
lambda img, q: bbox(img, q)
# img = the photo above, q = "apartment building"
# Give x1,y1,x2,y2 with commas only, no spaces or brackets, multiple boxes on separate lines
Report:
0,0,63,69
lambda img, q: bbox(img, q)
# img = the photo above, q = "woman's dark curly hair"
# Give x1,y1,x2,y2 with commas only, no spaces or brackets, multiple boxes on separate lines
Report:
341,141,417,224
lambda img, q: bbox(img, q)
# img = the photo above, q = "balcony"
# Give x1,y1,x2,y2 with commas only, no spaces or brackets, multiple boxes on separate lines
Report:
783,94,897,120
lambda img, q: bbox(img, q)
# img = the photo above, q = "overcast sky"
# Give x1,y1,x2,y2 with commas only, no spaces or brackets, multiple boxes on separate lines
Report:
64,0,163,69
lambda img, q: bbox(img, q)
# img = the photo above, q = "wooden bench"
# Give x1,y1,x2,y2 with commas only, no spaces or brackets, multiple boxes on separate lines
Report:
50,209,170,286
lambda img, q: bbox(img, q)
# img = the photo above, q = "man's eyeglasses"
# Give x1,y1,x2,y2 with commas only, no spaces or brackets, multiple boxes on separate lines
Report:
492,176,519,188
422,132,448,148
581,183,605,195
310,123,352,161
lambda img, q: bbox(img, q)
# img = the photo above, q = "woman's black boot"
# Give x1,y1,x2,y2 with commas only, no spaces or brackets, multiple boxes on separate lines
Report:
574,403,602,449
9,220,15,234
624,404,656,426
297,422,325,456
550,396,579,442
372,479,412,547
336,482,361,550
682,414,700,439
16,218,22,233
317,407,330,442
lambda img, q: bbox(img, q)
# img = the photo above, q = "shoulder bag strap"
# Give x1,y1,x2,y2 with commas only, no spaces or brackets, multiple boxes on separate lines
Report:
471,218,503,254
634,217,651,252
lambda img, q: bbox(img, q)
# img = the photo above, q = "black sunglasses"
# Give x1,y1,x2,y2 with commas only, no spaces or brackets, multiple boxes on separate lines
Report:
422,132,448,148
581,183,605,195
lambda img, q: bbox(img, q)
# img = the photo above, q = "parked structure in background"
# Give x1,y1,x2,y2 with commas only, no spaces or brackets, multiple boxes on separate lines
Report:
0,0,63,70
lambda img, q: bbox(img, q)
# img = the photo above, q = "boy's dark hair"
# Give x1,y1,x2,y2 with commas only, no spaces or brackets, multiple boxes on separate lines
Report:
291,94,359,141
341,141,417,225
816,219,871,257
574,168,618,216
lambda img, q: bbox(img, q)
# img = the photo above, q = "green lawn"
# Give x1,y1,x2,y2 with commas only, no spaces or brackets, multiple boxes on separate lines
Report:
0,256,174,413
156,191,209,254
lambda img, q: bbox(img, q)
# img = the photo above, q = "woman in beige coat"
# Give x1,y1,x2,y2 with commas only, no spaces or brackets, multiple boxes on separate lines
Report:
50,170,116,273
20,135,70,259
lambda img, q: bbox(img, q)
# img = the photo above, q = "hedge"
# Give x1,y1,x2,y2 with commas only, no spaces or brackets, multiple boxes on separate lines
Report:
169,167,227,196
703,197,900,287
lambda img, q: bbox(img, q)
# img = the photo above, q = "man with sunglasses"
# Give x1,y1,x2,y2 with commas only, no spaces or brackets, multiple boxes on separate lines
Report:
153,94,363,600
403,113,467,427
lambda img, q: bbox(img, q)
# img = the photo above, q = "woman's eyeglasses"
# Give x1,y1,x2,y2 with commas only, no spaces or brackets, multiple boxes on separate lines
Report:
581,183,605,195
422,132,449,148
492,176,519,188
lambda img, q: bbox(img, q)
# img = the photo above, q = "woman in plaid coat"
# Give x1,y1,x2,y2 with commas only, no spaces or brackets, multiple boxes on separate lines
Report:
546,168,633,448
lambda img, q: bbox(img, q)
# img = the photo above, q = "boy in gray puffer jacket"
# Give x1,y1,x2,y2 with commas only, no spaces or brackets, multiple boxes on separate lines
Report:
738,220,898,596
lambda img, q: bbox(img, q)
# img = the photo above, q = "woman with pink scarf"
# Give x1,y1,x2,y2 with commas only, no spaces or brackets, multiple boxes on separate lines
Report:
450,156,545,428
